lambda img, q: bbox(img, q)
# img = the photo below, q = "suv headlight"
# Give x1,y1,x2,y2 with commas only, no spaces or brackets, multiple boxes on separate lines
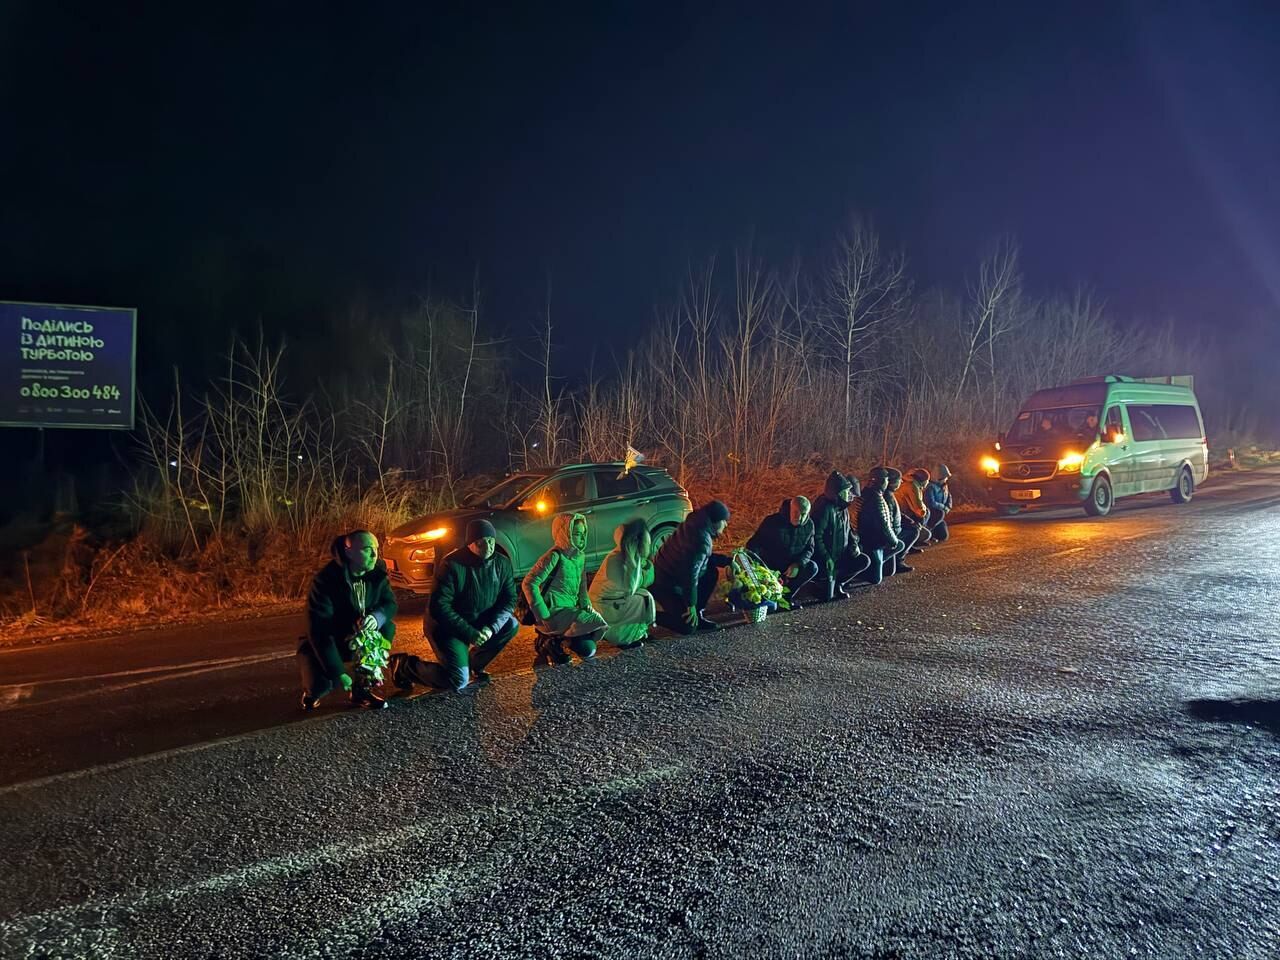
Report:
409,546,436,563
402,526,449,544
1057,451,1085,473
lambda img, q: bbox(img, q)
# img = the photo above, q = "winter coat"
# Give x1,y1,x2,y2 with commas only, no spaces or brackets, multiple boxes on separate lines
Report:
813,473,857,578
885,488,904,535
858,487,900,552
654,505,726,599
524,513,607,637
925,480,953,514
429,544,517,644
589,524,657,644
746,499,815,573
301,536,398,683
897,479,929,523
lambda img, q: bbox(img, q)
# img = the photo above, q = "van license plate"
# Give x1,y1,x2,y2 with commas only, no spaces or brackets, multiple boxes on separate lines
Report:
1010,490,1041,501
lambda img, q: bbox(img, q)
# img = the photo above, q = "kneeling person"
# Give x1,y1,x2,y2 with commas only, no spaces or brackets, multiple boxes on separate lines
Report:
524,513,608,664
298,530,396,711
652,500,732,634
589,518,657,650
746,496,818,608
423,520,519,691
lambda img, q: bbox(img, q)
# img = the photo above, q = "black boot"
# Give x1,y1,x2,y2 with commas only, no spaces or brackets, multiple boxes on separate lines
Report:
350,687,388,710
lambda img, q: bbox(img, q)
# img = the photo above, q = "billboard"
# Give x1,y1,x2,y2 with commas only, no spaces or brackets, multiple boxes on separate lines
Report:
1,300,137,430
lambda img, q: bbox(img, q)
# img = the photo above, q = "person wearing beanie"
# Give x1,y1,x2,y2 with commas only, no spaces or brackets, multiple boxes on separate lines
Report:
924,464,954,542
746,496,818,609
859,468,906,584
298,530,397,711
523,513,609,665
895,468,934,554
652,500,732,633
417,518,518,691
811,470,871,601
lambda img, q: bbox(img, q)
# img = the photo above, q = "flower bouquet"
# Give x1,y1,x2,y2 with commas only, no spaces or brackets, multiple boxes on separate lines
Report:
350,623,393,683
718,550,790,622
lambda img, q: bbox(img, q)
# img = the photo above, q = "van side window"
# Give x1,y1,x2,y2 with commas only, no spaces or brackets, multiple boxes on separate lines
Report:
1127,405,1165,442
1149,404,1202,440
1105,406,1123,436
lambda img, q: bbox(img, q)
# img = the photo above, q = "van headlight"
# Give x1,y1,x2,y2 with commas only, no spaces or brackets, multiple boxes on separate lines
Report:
980,456,1001,478
1057,451,1085,473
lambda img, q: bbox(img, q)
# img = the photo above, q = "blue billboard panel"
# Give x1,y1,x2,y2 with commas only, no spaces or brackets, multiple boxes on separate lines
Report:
1,301,137,430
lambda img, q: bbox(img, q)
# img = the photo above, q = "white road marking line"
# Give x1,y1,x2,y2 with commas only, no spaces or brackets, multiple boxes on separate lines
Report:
0,653,290,714
0,762,684,955
0,652,290,690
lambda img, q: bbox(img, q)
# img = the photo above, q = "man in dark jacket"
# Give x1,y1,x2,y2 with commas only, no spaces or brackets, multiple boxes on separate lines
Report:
859,467,906,585
652,500,731,634
812,470,871,601
746,496,818,608
298,530,396,711
421,519,519,691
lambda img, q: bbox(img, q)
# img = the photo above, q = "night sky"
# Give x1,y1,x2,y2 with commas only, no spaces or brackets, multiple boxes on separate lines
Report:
2,1,1278,379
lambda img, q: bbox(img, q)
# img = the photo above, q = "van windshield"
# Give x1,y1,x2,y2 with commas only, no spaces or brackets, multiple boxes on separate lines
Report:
1008,406,1100,443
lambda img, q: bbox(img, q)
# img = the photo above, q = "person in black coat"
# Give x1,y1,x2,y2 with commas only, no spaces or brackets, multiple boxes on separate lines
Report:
652,500,732,634
298,530,396,711
858,467,907,585
417,519,519,691
812,470,872,601
746,496,818,608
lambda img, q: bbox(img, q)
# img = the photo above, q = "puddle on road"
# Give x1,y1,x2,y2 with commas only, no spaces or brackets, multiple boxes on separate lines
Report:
1185,698,1280,737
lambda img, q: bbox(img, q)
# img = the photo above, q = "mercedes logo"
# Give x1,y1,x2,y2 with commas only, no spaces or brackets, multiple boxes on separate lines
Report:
1018,464,1032,477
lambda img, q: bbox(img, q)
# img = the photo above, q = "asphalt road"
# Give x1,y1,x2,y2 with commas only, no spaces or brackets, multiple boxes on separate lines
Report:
2,469,1279,958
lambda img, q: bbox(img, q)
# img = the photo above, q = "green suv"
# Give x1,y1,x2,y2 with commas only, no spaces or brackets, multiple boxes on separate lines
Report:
382,463,693,594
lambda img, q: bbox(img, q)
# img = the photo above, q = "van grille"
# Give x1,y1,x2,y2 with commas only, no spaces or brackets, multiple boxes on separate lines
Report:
999,460,1056,482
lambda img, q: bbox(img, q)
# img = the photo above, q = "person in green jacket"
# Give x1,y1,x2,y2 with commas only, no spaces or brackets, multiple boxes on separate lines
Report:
811,470,871,601
523,512,608,665
423,519,519,691
298,530,396,711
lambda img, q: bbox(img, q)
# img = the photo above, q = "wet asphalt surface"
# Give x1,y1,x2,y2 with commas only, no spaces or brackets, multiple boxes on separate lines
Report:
2,469,1279,958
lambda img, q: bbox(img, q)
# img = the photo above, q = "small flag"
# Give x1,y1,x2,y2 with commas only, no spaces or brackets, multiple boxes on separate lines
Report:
619,445,645,477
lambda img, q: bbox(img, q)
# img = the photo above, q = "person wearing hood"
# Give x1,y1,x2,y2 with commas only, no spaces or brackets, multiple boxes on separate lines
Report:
896,468,934,554
859,467,906,584
588,517,657,649
298,530,397,711
652,500,732,634
421,519,519,691
523,512,609,664
924,464,954,542
812,471,871,602
746,496,818,608
884,469,922,567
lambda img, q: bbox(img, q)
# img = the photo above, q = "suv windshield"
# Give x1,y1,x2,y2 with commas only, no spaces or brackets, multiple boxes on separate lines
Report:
464,473,541,508
1008,405,1100,443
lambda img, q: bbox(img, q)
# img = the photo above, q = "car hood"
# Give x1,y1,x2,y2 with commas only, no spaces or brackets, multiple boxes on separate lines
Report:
387,507,500,543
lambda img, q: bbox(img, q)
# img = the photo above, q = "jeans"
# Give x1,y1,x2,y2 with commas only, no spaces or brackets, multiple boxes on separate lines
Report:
862,541,909,585
926,508,950,542
652,566,720,635
426,612,519,691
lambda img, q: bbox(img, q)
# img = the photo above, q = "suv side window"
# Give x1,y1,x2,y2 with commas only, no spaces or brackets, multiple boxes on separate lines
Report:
536,472,592,510
593,470,641,500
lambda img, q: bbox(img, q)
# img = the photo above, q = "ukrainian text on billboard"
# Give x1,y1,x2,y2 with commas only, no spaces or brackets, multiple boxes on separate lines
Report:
1,301,137,430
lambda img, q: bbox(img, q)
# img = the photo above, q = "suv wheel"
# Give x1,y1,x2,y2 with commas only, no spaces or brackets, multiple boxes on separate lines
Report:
649,523,678,554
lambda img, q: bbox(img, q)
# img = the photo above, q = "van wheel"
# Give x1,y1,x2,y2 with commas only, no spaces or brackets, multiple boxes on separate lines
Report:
1084,475,1113,517
1170,467,1194,504
650,523,678,554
